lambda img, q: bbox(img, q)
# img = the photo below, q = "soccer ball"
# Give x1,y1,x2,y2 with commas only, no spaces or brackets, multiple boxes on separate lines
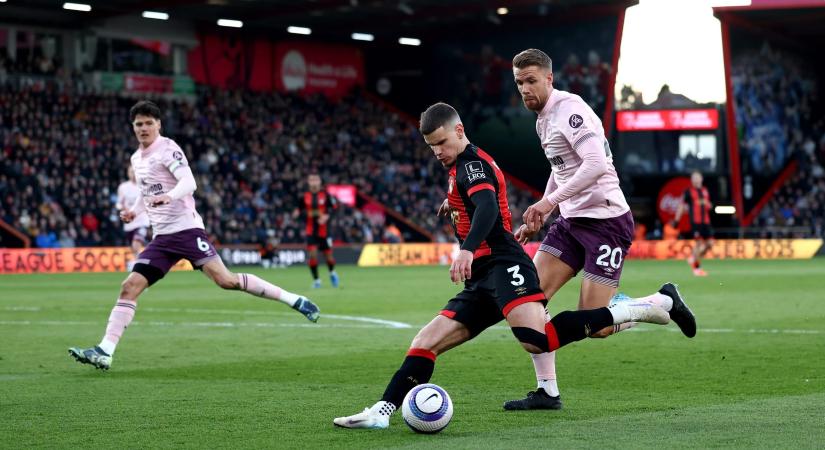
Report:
401,383,453,434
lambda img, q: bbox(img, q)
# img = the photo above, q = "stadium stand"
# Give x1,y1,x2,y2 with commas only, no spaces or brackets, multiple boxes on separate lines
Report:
753,141,825,239
732,42,819,176
0,74,537,248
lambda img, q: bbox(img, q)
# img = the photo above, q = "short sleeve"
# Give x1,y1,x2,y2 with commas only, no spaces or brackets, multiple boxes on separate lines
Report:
161,141,189,174
456,158,496,197
557,98,601,153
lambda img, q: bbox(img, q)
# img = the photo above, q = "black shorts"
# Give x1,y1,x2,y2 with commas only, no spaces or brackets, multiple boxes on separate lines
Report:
439,256,545,338
306,235,332,251
691,224,713,240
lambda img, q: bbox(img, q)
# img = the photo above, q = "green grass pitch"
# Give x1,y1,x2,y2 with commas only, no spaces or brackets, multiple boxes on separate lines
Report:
1,259,824,448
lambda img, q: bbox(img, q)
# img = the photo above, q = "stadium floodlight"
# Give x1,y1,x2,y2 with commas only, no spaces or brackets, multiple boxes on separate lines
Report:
217,19,243,28
497,7,509,15
288,26,312,35
142,11,169,20
63,2,91,11
714,206,736,215
351,32,374,42
398,37,421,46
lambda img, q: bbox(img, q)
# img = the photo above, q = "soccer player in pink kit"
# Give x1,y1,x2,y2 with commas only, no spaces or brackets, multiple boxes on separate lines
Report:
116,166,151,271
503,49,697,410
69,101,320,371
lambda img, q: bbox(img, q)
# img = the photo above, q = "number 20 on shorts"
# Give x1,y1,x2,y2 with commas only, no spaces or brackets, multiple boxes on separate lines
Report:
595,245,623,269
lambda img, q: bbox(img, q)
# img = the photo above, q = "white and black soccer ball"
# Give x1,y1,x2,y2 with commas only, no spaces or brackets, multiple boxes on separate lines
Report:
401,383,453,434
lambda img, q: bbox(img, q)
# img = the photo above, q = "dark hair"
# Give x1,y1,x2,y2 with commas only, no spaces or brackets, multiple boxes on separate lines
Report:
512,48,553,72
419,102,460,135
129,100,162,122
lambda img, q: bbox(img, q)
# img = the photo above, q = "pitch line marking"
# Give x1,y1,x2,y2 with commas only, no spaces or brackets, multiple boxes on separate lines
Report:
1,306,412,329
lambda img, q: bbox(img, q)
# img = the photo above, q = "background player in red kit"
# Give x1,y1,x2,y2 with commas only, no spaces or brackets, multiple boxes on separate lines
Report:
674,171,714,276
296,173,340,288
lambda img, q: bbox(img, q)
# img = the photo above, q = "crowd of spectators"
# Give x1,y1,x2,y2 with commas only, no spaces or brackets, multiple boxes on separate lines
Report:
732,42,818,175
0,77,538,248
754,122,825,239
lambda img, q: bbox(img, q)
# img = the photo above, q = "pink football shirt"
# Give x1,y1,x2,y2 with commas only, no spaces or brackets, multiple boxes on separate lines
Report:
536,89,629,219
130,136,204,235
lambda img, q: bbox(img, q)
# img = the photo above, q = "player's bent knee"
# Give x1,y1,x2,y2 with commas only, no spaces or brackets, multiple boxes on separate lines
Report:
519,342,545,354
511,327,549,354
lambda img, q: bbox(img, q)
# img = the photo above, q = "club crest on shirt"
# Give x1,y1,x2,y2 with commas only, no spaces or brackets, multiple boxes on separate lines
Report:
569,114,584,128
173,150,184,161
448,176,455,194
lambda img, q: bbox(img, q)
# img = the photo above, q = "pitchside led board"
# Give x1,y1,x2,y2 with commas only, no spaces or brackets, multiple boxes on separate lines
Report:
610,105,732,232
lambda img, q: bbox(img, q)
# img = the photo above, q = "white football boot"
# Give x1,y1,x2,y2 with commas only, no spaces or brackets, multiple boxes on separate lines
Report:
608,301,670,325
333,401,394,429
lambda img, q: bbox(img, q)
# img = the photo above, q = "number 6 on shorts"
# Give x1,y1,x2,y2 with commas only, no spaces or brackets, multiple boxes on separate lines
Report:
197,237,210,253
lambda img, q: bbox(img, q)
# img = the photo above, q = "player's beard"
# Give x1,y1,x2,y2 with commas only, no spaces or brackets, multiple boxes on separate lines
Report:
523,96,541,111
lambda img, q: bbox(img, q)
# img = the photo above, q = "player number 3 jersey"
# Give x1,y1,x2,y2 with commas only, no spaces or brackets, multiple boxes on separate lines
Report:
130,136,205,235
447,144,524,261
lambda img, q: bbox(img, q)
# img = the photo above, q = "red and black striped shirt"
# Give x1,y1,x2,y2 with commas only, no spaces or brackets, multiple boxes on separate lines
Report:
683,187,711,226
447,144,522,260
303,190,337,237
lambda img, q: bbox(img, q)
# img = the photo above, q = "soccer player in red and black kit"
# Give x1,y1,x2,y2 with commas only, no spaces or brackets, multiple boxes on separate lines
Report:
333,103,675,429
674,171,714,276
296,173,340,288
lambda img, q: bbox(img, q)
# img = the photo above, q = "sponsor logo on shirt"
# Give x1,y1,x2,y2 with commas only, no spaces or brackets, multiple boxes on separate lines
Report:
173,150,184,161
569,114,584,128
548,156,565,167
142,183,164,196
465,161,486,182
467,172,486,183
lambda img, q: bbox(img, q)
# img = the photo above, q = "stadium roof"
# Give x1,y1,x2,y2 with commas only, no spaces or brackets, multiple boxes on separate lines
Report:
715,2,825,48
0,0,636,42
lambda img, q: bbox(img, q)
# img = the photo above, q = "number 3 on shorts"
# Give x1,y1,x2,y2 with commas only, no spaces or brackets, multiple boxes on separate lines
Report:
507,265,525,286
197,237,210,253
595,244,623,269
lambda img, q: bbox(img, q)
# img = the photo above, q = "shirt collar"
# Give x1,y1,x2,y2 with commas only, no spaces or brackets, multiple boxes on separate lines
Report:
140,136,164,154
449,143,475,168
538,88,560,119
